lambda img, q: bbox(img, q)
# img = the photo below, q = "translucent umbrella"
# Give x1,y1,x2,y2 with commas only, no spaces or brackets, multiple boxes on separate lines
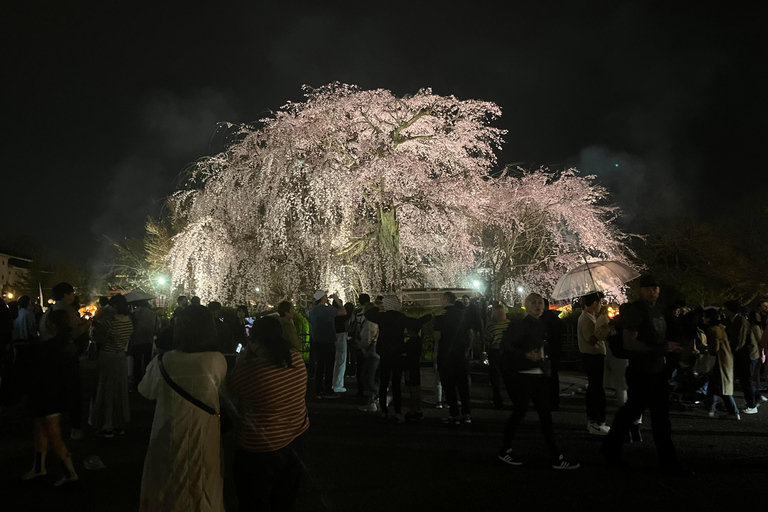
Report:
551,261,640,300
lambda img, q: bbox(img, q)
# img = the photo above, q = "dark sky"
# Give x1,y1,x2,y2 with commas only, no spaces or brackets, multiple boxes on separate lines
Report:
2,1,766,268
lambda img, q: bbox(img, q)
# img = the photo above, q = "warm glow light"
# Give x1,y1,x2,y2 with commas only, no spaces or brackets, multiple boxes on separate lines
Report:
7,293,13,299
607,305,618,319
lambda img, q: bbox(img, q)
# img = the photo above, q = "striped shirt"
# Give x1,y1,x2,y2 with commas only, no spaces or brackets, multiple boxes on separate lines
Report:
227,350,309,453
102,315,133,353
484,320,509,349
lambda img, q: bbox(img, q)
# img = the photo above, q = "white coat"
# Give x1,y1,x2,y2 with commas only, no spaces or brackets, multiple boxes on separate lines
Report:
138,350,228,512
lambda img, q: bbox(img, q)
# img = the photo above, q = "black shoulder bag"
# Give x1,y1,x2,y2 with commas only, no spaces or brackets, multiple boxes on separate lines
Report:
157,352,232,434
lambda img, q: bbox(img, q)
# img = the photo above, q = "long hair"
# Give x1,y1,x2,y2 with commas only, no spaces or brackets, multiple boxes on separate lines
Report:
251,316,293,368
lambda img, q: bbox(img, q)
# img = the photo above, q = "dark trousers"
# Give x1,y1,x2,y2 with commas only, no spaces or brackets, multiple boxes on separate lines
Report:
232,437,303,512
502,373,559,457
735,352,759,409
438,355,470,417
583,353,606,424
603,366,677,466
65,353,82,429
549,354,561,409
488,348,504,408
379,354,404,415
314,343,335,395
128,343,152,385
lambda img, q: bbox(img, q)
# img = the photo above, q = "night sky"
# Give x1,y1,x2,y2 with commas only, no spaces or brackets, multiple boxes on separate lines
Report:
2,2,766,268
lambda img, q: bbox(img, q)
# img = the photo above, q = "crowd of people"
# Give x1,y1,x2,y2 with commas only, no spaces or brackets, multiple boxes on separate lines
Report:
2,276,768,507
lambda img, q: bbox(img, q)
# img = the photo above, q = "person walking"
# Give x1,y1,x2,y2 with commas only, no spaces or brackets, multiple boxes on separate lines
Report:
226,316,309,511
138,305,227,512
600,276,691,475
20,309,79,486
723,301,759,414
498,293,579,470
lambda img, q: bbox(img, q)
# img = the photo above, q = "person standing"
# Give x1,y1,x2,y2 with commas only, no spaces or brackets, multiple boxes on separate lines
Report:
723,301,759,414
277,301,301,351
498,293,579,469
227,316,309,511
355,295,380,412
702,309,740,419
541,299,566,410
600,276,690,475
138,305,227,512
483,302,509,409
89,294,132,437
129,300,159,389
364,296,431,422
331,302,353,393
578,292,610,435
12,295,38,342
308,290,346,399
434,291,473,425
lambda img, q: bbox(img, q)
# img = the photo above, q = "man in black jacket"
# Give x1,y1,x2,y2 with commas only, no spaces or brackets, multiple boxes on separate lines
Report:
434,291,473,425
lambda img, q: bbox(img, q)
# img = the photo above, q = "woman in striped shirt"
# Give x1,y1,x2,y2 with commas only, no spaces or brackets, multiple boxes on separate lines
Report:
226,315,309,511
88,294,132,437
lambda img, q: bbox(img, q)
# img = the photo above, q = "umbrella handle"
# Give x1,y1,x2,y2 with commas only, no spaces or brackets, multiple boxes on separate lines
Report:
583,256,601,295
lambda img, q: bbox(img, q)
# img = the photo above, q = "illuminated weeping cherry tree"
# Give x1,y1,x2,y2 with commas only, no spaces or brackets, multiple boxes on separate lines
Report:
167,83,505,303
167,83,633,304
478,169,635,300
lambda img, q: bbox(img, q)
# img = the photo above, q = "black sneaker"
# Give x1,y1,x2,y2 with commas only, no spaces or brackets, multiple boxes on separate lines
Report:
441,415,459,425
551,454,580,470
498,449,523,466
461,414,472,424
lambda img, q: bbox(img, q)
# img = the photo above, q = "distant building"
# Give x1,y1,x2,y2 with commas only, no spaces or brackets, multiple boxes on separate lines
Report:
0,251,32,301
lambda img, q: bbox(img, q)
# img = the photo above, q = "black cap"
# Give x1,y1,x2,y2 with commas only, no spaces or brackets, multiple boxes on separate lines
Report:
638,275,658,287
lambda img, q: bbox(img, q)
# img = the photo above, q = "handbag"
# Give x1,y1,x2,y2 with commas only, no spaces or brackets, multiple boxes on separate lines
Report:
158,353,233,434
693,353,716,376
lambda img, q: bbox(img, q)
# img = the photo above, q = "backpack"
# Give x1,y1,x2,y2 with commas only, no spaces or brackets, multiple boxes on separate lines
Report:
606,305,629,359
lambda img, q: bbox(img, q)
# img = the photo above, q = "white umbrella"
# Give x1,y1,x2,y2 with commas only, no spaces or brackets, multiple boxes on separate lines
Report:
551,261,640,300
123,291,156,303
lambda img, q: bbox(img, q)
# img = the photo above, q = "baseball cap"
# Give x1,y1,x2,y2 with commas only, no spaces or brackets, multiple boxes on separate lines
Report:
313,289,328,301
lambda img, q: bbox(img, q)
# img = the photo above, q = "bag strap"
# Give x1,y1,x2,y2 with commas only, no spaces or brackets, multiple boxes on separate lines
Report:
158,353,218,416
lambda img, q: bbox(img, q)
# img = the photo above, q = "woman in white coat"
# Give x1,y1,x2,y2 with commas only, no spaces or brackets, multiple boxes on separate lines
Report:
138,305,228,512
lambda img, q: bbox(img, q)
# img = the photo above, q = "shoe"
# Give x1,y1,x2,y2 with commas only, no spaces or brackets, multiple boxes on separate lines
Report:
70,429,85,441
760,396,768,403
54,474,79,487
707,411,715,418
95,430,114,438
324,393,341,400
332,387,347,393
587,422,609,436
441,415,459,425
552,454,580,470
113,428,125,436
743,407,758,414
498,449,523,466
731,413,741,421
461,414,472,424
630,424,642,443
435,402,444,409
393,413,405,424
358,402,378,412
21,467,47,481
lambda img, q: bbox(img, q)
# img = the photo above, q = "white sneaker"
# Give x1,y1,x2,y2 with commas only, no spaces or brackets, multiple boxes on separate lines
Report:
743,407,758,415
587,422,609,436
